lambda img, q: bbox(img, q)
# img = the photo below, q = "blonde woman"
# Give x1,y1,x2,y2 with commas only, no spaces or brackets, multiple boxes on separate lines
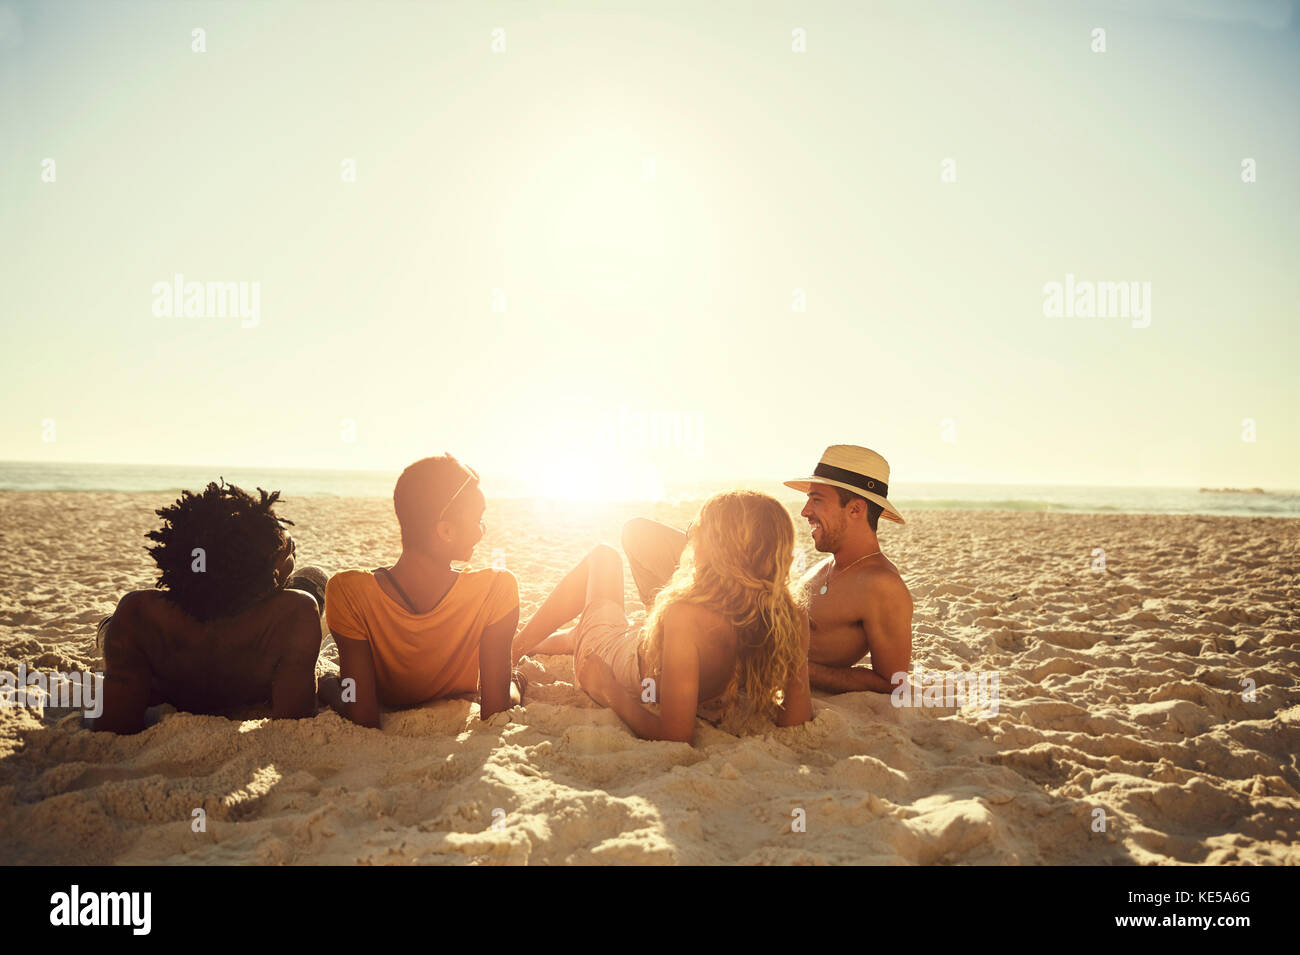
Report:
513,490,812,743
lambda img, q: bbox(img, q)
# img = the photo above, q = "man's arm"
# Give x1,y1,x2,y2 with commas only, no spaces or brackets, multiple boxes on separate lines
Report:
93,593,153,734
270,594,324,720
809,574,913,695
808,660,895,694
478,607,520,719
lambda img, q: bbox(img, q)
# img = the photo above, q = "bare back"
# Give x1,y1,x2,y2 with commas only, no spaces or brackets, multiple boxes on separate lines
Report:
645,602,736,706
100,588,321,729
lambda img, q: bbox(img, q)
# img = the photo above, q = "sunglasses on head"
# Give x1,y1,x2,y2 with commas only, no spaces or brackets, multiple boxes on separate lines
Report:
438,461,481,522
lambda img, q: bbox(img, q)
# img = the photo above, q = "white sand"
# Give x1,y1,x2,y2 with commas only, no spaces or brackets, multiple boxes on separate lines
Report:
0,491,1296,864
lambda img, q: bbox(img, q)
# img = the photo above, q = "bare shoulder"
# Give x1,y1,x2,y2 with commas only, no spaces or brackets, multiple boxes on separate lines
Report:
114,589,182,630
663,601,730,640
203,589,321,648
104,590,156,646
264,588,322,627
103,591,180,666
114,589,157,618
255,589,323,656
859,561,912,605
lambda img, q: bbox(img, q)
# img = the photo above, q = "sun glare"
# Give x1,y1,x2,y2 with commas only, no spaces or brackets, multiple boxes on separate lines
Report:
529,452,666,503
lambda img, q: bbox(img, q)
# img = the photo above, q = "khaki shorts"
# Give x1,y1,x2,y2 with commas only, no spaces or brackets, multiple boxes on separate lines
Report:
572,598,642,696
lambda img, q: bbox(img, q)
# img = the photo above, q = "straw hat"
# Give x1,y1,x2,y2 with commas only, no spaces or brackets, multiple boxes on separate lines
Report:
784,445,904,524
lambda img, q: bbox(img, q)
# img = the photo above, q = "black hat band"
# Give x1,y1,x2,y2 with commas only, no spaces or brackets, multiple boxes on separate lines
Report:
812,462,888,499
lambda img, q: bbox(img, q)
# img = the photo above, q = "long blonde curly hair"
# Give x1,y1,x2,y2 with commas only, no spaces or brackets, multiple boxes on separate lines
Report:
638,490,805,722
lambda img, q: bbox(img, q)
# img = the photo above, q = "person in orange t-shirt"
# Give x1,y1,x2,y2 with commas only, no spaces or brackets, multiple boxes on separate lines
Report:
318,455,521,727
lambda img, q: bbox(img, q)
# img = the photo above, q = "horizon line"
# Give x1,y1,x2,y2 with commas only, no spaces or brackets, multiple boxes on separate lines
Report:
0,458,1294,495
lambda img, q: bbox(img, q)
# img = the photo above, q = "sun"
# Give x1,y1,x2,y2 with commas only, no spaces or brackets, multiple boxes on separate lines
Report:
528,452,666,503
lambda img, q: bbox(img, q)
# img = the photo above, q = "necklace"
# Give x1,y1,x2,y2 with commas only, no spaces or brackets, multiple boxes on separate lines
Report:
818,551,881,595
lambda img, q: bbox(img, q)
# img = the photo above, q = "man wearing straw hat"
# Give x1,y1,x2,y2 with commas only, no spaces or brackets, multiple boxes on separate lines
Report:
621,445,912,694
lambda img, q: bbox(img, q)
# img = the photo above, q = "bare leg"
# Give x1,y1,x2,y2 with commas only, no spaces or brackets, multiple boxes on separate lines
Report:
622,518,687,609
530,630,577,655
514,545,624,661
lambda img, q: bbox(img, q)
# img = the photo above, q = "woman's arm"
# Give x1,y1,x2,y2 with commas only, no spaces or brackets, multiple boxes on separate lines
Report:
655,607,702,742
583,659,664,740
478,607,520,719
775,610,814,726
323,633,381,728
579,604,700,743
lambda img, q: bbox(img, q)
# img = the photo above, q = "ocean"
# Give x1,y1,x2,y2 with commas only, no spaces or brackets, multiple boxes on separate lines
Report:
1,461,1296,519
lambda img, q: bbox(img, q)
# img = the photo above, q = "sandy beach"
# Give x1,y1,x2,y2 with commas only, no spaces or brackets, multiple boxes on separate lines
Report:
0,490,1296,865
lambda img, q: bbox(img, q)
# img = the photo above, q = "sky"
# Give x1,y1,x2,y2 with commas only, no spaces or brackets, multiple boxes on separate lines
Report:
1,0,1297,497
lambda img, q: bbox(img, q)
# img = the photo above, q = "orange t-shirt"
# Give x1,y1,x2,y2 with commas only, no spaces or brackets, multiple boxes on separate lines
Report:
325,568,519,707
